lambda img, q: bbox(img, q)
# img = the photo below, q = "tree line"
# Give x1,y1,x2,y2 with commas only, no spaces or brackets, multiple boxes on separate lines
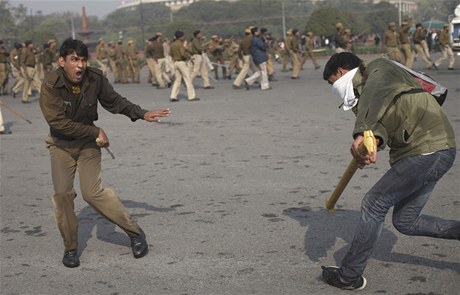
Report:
0,0,456,50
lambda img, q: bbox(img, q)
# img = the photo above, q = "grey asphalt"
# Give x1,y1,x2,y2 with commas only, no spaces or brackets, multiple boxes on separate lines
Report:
1,53,459,295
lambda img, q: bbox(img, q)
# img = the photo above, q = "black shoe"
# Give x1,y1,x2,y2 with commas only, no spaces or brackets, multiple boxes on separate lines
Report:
0,130,12,135
170,98,179,102
448,67,454,70
291,76,300,79
188,97,200,101
167,82,172,88
12,91,17,98
62,249,80,268
130,230,149,258
21,100,30,104
321,266,366,291
244,80,250,90
204,86,214,89
232,85,242,89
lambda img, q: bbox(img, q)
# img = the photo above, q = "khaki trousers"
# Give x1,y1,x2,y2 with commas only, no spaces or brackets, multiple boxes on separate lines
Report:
435,45,455,68
11,74,24,95
146,58,159,84
290,51,301,78
190,54,210,87
128,59,140,83
0,107,5,132
245,61,269,90
109,59,119,82
386,47,402,63
49,142,141,251
301,51,319,69
415,44,433,67
400,44,413,68
0,63,8,94
22,67,41,101
148,58,170,88
228,55,241,77
96,59,108,77
170,61,196,100
233,54,251,87
266,54,274,76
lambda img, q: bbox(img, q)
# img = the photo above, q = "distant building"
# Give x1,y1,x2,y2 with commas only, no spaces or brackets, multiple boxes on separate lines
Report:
118,0,237,12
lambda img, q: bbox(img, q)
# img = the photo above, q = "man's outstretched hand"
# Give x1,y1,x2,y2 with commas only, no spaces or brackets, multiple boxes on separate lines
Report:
144,108,171,122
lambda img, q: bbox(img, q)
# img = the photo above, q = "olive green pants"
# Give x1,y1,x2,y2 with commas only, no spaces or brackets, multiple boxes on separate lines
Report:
49,143,141,251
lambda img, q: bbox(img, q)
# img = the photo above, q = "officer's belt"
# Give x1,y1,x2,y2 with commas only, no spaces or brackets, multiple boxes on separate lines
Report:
50,129,76,141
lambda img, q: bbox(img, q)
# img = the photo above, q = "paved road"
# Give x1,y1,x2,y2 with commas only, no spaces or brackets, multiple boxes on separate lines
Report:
1,53,459,295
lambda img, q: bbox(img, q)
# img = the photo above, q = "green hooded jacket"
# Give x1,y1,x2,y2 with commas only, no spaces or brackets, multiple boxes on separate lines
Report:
351,58,455,165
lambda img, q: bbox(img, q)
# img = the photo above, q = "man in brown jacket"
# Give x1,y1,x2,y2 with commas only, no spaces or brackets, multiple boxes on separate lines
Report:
190,30,213,89
169,31,199,102
232,28,253,89
289,29,302,79
434,24,455,70
382,22,402,62
126,40,140,83
20,40,42,103
39,38,171,268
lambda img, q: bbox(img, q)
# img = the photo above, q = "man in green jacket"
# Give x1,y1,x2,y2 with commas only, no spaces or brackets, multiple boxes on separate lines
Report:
39,38,171,268
321,52,459,290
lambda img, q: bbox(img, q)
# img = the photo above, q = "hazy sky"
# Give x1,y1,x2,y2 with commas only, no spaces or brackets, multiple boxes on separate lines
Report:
8,0,122,19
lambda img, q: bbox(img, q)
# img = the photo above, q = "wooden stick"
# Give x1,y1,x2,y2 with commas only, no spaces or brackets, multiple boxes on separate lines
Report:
325,130,376,213
0,100,32,124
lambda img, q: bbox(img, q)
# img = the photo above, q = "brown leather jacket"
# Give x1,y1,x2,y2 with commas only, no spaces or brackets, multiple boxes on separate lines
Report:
39,67,147,144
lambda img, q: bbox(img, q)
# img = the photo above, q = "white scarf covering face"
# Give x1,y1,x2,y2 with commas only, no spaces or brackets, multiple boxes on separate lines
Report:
332,67,359,111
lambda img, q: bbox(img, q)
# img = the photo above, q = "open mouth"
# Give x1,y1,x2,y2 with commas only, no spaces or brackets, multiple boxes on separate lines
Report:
75,70,83,80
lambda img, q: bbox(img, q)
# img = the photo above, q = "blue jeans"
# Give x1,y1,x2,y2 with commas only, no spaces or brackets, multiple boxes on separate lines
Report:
340,148,459,280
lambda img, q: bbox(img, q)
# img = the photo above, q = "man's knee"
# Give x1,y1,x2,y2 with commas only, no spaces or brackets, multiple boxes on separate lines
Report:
392,215,417,235
361,192,392,222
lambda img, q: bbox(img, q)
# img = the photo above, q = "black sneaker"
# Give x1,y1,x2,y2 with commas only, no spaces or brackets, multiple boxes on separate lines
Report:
62,249,80,268
321,266,366,291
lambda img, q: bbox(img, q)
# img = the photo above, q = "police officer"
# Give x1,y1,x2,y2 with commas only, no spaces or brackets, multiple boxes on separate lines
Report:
95,38,108,77
382,22,402,62
20,40,42,103
399,21,413,68
0,40,9,95
190,30,213,89
39,38,171,268
434,24,455,70
126,40,140,83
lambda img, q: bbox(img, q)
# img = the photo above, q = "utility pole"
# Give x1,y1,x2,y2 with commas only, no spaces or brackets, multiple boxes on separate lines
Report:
259,0,263,27
140,0,145,44
282,1,286,36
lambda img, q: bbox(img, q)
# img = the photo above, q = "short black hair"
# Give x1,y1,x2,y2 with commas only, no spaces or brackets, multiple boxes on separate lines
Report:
175,30,185,39
59,38,88,59
323,52,362,80
251,27,259,35
193,30,201,37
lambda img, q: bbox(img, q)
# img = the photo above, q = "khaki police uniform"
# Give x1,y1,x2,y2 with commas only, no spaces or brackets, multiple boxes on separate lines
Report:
383,23,402,62
233,30,253,87
20,43,42,102
399,22,413,68
434,25,455,69
190,35,211,88
170,37,196,100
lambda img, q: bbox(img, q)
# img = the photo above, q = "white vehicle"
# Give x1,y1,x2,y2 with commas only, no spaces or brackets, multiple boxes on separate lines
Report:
449,4,460,50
